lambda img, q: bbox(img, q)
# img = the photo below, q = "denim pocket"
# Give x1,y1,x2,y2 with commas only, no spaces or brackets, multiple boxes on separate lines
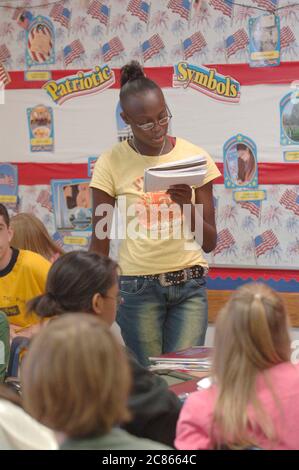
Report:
120,277,148,295
188,276,206,288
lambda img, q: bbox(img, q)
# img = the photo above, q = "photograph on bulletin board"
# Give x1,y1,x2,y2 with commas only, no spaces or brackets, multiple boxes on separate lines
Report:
280,91,299,146
0,163,18,207
223,135,258,189
51,179,92,232
26,16,55,67
249,13,280,68
27,104,54,152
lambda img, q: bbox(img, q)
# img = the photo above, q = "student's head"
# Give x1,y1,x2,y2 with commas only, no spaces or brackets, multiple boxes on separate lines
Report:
22,314,131,438
119,61,171,151
10,213,64,261
212,283,290,448
0,204,13,263
27,251,119,326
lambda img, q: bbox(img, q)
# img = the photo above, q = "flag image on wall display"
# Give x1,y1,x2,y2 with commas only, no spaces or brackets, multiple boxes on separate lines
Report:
63,40,85,66
182,32,207,59
26,16,55,66
50,2,71,28
102,37,124,62
254,230,279,258
141,34,165,62
167,0,192,21
87,0,110,25
226,29,249,58
127,0,150,23
209,0,234,18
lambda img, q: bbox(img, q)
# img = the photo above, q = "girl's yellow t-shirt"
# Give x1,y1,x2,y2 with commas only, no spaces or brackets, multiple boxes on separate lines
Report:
90,138,221,276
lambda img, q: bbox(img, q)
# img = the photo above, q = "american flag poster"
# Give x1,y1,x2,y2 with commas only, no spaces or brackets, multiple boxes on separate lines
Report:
87,0,110,26
127,0,150,23
226,29,249,58
0,62,11,87
141,34,165,62
50,3,71,29
63,39,85,66
102,37,124,62
0,45,11,64
209,0,234,18
182,32,207,60
167,0,192,21
252,0,278,13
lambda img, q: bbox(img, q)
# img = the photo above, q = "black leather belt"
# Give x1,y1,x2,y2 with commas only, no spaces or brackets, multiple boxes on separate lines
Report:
143,265,207,287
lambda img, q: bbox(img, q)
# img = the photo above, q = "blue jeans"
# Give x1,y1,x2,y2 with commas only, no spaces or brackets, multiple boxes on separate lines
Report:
116,275,208,367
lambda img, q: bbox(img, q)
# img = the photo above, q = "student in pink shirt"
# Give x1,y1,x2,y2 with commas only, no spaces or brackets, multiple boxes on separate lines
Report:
175,283,299,450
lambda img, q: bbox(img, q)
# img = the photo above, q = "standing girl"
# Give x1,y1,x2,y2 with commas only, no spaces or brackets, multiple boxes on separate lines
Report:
90,61,221,366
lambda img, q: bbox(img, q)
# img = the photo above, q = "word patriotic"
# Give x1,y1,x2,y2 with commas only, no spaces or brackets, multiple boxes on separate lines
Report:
43,65,115,105
173,62,240,103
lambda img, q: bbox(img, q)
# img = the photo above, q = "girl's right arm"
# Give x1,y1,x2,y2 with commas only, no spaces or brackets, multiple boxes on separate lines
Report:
89,188,115,257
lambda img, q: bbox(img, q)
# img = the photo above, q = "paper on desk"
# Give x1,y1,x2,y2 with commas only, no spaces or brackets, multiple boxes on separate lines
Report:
149,362,211,372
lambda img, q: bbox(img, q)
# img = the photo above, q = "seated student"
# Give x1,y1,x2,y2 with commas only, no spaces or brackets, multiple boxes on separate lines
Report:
0,313,9,382
27,251,182,447
175,283,299,450
10,213,64,263
22,314,170,450
0,384,57,450
0,204,51,338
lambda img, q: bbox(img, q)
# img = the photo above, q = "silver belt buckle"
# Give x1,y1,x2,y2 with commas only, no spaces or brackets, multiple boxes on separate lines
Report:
159,273,173,287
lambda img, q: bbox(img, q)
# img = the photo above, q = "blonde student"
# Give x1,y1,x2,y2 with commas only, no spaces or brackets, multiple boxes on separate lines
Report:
10,213,64,263
21,314,170,450
175,283,299,450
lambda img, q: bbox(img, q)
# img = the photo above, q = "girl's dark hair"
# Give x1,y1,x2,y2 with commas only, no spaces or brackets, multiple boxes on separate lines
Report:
119,60,161,107
27,251,118,318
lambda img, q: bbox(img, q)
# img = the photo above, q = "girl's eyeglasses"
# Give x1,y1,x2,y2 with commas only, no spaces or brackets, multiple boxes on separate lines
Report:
127,105,172,132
